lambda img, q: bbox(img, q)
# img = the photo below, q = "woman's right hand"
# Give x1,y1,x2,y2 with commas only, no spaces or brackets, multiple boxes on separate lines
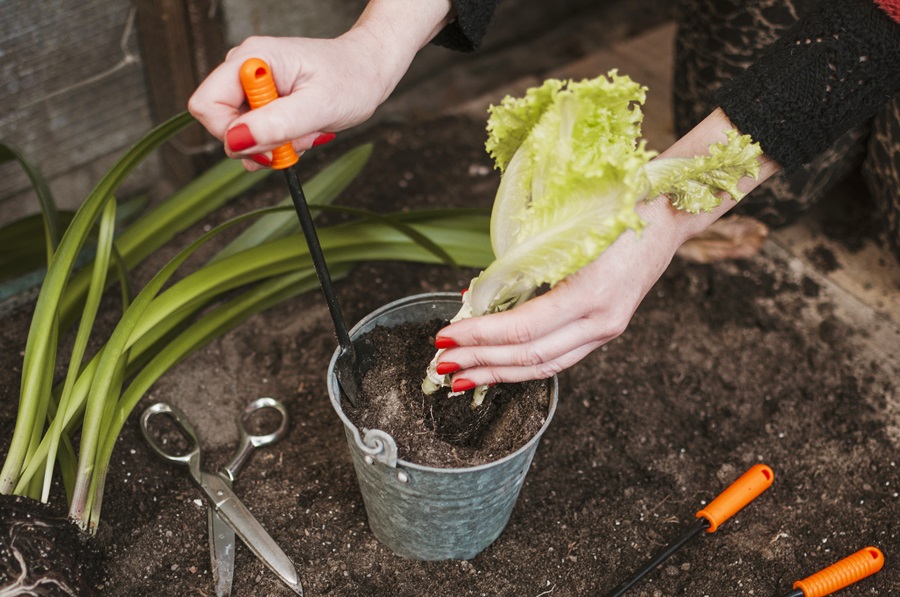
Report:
188,0,453,169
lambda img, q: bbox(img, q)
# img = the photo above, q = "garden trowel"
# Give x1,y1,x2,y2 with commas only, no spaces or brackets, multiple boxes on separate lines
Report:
604,464,774,597
238,57,371,407
779,546,884,597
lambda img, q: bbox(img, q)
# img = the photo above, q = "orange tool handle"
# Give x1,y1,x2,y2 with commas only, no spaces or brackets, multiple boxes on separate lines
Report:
695,464,774,532
238,58,299,170
793,547,884,597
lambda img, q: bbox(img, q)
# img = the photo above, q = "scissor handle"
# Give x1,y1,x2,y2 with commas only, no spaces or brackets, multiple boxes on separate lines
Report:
222,397,290,481
241,397,289,447
140,402,201,466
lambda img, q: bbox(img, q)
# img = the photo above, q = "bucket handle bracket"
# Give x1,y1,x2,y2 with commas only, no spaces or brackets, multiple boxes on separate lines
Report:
360,429,398,468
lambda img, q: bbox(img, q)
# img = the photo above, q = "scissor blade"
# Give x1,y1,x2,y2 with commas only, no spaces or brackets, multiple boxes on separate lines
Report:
199,473,303,596
208,505,236,597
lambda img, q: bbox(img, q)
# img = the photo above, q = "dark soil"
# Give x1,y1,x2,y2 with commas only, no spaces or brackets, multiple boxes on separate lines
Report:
0,116,897,596
346,319,550,468
0,495,104,596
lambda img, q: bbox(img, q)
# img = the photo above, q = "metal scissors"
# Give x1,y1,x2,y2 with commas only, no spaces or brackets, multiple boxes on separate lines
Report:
140,399,301,596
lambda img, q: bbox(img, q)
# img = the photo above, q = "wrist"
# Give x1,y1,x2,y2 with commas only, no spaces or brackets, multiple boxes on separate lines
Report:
346,0,453,101
643,108,781,246
635,196,704,256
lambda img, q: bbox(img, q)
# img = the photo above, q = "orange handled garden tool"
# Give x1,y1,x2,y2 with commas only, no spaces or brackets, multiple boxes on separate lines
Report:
603,463,774,597
238,58,371,407
780,546,884,597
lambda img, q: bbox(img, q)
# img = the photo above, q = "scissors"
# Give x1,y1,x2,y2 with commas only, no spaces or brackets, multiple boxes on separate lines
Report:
140,399,301,596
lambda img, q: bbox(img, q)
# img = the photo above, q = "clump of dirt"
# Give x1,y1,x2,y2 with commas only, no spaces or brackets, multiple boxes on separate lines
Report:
0,495,105,595
805,244,840,273
345,319,550,468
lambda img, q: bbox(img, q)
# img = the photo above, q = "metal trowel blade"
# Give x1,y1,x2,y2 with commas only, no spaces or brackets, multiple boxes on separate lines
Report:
334,335,376,407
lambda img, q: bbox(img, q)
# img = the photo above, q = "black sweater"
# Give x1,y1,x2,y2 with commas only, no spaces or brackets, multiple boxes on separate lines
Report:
434,0,900,171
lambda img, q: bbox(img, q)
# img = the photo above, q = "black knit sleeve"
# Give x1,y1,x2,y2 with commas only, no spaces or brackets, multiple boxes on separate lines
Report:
714,0,900,171
431,0,500,52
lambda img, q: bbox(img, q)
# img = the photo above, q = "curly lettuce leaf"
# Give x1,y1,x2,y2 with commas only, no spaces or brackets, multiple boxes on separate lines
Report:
478,72,654,314
645,129,762,213
423,71,762,399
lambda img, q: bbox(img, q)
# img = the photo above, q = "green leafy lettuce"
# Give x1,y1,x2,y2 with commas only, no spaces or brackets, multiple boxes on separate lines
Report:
423,71,762,400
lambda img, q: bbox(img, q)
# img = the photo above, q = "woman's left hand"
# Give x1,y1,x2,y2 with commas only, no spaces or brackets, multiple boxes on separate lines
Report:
433,108,781,390
434,199,686,389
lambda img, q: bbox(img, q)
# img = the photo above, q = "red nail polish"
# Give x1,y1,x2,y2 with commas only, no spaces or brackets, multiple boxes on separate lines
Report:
226,124,256,152
312,132,336,147
250,153,271,167
452,378,476,392
436,362,460,375
434,337,458,349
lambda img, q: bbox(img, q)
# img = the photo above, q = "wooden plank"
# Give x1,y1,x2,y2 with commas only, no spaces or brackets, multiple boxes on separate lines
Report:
0,0,157,219
546,23,677,151
135,0,227,185
448,22,677,152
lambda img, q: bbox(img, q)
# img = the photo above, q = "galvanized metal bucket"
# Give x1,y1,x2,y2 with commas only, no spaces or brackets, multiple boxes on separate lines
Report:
327,292,559,561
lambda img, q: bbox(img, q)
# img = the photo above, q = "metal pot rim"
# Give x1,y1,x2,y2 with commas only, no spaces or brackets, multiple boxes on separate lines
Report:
327,292,559,474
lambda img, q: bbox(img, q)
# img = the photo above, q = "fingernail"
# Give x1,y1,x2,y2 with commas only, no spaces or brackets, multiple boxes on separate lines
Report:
434,336,457,349
250,153,271,167
452,378,476,392
226,124,256,152
436,362,460,375
312,132,336,147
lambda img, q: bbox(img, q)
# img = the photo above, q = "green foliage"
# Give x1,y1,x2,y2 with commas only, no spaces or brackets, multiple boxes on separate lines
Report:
0,113,493,532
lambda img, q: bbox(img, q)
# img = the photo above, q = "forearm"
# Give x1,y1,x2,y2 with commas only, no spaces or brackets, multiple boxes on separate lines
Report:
347,0,454,99
639,108,782,251
714,0,900,171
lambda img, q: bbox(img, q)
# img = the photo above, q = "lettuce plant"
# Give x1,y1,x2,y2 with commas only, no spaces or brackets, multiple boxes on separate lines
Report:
423,72,762,403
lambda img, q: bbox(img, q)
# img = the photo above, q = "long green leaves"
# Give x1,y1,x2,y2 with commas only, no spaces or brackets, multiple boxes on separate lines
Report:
1,113,494,534
0,142,61,261
0,112,194,494
210,143,374,263
41,200,119,502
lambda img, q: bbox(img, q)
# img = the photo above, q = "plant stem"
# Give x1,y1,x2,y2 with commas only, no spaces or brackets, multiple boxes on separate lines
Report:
68,207,286,529
41,200,118,502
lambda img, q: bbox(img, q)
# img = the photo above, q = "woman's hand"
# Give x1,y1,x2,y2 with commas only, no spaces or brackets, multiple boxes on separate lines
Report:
188,0,453,169
434,109,782,390
435,199,688,389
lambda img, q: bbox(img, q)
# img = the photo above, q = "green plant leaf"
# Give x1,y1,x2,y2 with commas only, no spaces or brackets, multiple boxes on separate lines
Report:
68,206,292,529
40,200,119,502
644,128,762,212
0,111,194,494
11,209,493,504
0,142,61,262
210,143,374,263
57,157,269,328
92,267,342,523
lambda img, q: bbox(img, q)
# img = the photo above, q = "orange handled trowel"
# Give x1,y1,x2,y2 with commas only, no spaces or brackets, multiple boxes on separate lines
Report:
238,58,371,407
780,546,884,597
604,463,775,596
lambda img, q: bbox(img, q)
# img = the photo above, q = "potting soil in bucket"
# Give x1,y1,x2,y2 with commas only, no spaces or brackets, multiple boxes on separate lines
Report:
327,293,558,560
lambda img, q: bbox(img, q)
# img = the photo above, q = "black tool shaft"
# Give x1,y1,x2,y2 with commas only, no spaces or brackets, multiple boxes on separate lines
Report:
283,166,352,350
604,517,710,597
782,590,804,597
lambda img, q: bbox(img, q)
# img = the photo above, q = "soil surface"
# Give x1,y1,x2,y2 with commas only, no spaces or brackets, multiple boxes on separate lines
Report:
347,319,550,468
1,115,898,596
